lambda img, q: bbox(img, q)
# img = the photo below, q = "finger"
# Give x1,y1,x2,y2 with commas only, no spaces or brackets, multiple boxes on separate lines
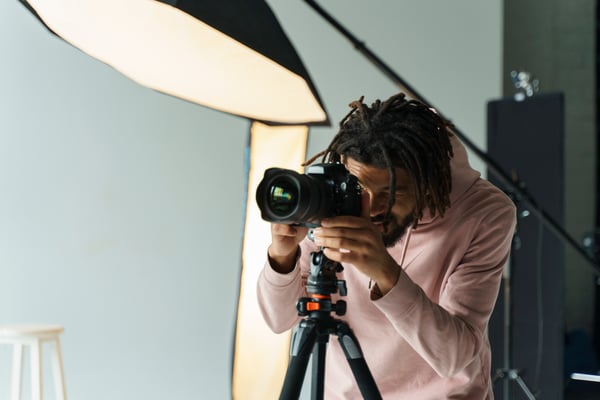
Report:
322,246,360,265
313,228,362,249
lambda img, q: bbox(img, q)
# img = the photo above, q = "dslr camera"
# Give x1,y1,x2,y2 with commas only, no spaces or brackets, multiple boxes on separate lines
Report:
255,163,361,228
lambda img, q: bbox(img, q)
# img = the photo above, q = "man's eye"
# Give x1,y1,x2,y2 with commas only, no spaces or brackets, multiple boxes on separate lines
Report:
374,192,390,201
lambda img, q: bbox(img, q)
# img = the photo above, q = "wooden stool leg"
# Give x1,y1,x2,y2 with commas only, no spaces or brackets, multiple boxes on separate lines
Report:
11,343,23,400
49,337,67,400
30,339,43,400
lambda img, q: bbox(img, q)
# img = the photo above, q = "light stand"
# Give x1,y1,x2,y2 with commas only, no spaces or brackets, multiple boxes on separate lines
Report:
303,0,599,276
302,1,600,399
279,248,382,400
491,189,537,399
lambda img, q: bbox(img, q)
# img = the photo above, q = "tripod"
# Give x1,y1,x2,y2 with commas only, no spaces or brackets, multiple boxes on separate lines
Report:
278,248,382,400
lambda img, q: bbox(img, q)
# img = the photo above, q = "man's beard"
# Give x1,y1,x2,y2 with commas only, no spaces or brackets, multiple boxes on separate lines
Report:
379,213,414,248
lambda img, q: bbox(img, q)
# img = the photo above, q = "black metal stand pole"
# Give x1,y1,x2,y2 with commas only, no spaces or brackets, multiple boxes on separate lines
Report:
303,0,600,276
491,191,538,399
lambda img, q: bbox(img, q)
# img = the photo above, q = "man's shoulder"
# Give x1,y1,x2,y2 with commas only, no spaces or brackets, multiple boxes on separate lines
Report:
456,178,517,220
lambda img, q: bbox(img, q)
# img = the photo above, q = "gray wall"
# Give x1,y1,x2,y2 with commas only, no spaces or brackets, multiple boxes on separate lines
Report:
0,1,501,399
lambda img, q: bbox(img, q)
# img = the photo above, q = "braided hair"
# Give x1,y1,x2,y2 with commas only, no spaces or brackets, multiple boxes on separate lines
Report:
309,93,454,223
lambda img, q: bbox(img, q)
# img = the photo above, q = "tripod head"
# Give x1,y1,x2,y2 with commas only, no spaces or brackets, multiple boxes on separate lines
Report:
296,248,347,318
283,246,383,400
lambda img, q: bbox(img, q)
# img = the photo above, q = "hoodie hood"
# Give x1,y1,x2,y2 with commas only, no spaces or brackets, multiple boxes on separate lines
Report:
418,134,481,225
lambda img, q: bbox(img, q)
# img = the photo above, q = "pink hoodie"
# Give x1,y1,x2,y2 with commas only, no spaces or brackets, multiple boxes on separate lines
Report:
257,135,517,399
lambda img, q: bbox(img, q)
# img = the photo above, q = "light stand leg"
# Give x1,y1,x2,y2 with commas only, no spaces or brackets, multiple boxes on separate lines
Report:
512,372,537,400
503,259,512,400
494,369,537,400
491,208,538,399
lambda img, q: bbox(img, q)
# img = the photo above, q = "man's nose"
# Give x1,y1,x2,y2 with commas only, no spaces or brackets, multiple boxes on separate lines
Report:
368,192,388,216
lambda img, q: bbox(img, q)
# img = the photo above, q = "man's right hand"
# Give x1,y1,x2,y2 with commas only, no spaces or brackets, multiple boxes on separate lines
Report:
267,223,309,273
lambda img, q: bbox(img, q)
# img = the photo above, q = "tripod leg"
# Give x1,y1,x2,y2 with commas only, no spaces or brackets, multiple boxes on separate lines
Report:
336,322,382,400
279,320,318,400
310,336,327,400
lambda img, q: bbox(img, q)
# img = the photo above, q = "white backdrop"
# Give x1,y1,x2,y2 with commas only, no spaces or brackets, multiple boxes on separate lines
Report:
0,1,501,399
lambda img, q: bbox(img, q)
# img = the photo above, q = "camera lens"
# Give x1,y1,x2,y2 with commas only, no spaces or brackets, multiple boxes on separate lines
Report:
256,164,360,226
268,178,298,216
256,168,321,224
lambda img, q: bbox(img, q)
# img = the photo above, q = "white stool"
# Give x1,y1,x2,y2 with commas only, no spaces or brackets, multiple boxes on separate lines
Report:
0,324,67,400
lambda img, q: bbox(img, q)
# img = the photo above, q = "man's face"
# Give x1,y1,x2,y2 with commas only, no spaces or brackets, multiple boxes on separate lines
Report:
344,157,416,247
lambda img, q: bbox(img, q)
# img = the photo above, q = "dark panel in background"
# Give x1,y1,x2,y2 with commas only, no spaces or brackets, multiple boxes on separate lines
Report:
487,93,565,399
595,0,600,383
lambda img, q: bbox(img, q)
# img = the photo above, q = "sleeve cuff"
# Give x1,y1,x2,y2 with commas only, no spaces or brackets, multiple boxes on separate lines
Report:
372,269,421,317
263,249,302,287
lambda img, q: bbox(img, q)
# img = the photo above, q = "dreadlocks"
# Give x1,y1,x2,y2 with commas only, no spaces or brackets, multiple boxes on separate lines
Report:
312,92,454,223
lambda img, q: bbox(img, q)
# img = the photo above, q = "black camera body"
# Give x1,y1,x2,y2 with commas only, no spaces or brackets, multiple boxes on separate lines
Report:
255,163,361,227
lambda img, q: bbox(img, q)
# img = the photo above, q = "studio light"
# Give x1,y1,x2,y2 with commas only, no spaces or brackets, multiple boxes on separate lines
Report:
19,0,329,126
19,2,330,398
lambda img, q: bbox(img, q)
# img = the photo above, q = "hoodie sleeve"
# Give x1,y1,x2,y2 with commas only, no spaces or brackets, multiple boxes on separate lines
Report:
256,240,317,333
372,190,516,377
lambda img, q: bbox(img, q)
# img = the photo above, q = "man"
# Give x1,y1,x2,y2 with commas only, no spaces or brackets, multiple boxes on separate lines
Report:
257,93,516,399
